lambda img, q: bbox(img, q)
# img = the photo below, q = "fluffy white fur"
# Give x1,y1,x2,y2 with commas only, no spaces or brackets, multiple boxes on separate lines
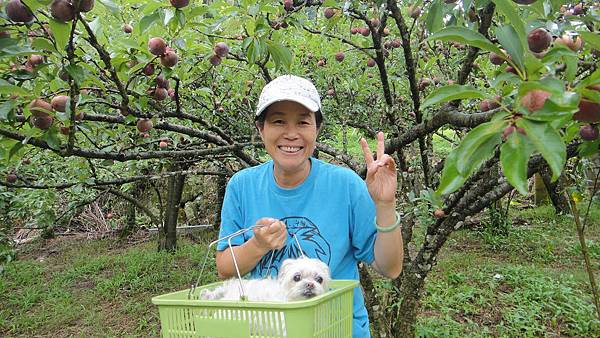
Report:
200,257,331,302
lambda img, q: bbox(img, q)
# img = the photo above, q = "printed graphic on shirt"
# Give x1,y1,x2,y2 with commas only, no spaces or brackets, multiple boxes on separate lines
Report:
253,216,331,277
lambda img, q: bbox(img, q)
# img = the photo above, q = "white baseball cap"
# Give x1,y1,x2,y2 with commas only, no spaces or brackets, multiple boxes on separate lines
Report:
255,75,322,118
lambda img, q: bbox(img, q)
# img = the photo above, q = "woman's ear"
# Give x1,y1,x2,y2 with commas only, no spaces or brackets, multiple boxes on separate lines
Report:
255,121,265,140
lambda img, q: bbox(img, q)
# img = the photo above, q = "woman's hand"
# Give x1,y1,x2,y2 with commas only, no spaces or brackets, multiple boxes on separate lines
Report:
359,131,397,206
252,218,288,252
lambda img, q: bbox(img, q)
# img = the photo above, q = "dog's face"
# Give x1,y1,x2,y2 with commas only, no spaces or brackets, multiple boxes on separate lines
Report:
278,257,331,301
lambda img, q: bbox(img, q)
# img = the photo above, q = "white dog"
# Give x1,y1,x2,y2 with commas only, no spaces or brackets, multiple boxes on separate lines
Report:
200,257,331,302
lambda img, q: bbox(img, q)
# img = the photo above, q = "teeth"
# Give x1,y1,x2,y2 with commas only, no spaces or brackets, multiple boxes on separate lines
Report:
280,146,301,152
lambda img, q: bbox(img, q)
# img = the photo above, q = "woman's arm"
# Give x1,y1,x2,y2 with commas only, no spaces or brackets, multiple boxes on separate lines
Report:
360,132,404,279
215,218,288,279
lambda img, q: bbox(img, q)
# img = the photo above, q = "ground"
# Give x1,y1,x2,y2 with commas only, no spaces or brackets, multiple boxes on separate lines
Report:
0,204,599,337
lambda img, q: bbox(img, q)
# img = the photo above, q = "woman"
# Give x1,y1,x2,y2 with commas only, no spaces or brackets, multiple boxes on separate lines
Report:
216,75,403,337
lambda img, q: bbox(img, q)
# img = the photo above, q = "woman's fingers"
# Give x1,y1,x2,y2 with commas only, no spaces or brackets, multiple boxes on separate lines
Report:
253,219,287,250
359,137,374,165
376,131,384,162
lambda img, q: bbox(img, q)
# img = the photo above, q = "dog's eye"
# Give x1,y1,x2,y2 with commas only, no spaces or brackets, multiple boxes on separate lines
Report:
315,276,323,284
293,273,301,282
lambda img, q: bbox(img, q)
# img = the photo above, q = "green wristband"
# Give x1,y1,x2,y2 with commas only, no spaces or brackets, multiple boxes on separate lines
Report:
375,211,402,233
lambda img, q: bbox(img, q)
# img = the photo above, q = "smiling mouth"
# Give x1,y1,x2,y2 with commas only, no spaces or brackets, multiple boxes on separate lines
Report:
278,146,303,153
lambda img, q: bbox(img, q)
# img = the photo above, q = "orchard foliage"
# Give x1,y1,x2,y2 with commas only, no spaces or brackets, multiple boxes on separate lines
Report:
423,0,600,195
0,1,598,215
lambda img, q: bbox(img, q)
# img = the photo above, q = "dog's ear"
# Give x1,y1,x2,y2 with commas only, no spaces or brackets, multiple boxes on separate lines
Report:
314,259,331,280
278,258,295,280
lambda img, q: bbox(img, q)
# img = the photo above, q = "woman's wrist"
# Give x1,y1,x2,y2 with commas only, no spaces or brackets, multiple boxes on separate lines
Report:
375,211,401,232
247,236,271,256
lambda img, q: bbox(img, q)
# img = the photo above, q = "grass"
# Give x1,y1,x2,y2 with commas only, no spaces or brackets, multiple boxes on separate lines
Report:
0,234,219,337
413,203,600,337
1,204,599,337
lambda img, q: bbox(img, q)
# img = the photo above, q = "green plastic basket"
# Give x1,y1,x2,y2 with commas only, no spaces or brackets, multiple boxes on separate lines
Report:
152,279,358,338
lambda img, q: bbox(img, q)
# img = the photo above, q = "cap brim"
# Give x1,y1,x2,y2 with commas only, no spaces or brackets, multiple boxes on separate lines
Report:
255,95,320,117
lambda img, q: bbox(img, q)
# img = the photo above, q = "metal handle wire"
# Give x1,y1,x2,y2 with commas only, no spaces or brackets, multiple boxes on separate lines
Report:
188,221,305,300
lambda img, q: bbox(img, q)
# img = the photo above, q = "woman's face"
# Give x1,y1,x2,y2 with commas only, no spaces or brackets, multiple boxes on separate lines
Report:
258,100,318,181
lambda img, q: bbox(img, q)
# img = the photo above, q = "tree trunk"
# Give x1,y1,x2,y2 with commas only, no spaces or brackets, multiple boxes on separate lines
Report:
159,170,186,252
119,183,140,239
533,173,548,205
539,165,570,214
359,264,384,337
389,266,425,337
214,174,227,230
119,200,136,239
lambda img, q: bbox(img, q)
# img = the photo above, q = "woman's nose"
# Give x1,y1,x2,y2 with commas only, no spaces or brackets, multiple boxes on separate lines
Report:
283,124,299,138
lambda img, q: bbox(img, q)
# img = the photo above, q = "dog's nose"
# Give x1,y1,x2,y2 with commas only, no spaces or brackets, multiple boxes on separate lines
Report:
306,283,314,290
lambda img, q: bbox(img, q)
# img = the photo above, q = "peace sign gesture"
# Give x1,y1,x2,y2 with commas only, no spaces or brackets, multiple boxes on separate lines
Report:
359,132,397,206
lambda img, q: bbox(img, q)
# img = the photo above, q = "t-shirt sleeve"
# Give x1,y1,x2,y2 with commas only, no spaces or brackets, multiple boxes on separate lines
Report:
216,174,245,251
349,174,377,265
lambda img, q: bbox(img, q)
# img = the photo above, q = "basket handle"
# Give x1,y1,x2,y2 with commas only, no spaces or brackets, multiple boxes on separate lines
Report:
189,221,306,300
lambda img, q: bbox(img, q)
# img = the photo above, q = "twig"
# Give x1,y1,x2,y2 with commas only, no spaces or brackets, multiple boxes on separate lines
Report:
565,190,600,319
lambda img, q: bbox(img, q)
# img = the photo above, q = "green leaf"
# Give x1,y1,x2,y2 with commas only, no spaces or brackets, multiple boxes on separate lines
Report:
65,64,86,85
0,79,29,96
88,16,102,37
496,25,524,70
142,1,164,15
425,27,504,55
579,32,600,52
461,133,502,177
8,142,24,161
421,84,486,109
564,54,577,83
267,41,292,71
42,131,61,150
246,37,265,64
500,131,534,195
541,46,576,63
524,99,578,122
0,101,17,120
139,12,161,34
98,0,121,15
21,0,44,11
455,120,505,176
48,19,71,53
164,9,175,26
30,38,57,53
436,150,468,195
493,0,526,50
523,53,545,78
176,8,186,27
490,72,520,88
425,0,444,34
518,119,566,181
578,139,600,158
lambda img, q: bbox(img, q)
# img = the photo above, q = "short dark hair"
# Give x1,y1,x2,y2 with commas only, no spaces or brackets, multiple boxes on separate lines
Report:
255,110,323,130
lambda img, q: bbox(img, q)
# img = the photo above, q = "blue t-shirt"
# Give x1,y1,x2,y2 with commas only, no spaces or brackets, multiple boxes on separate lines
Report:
218,158,377,338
